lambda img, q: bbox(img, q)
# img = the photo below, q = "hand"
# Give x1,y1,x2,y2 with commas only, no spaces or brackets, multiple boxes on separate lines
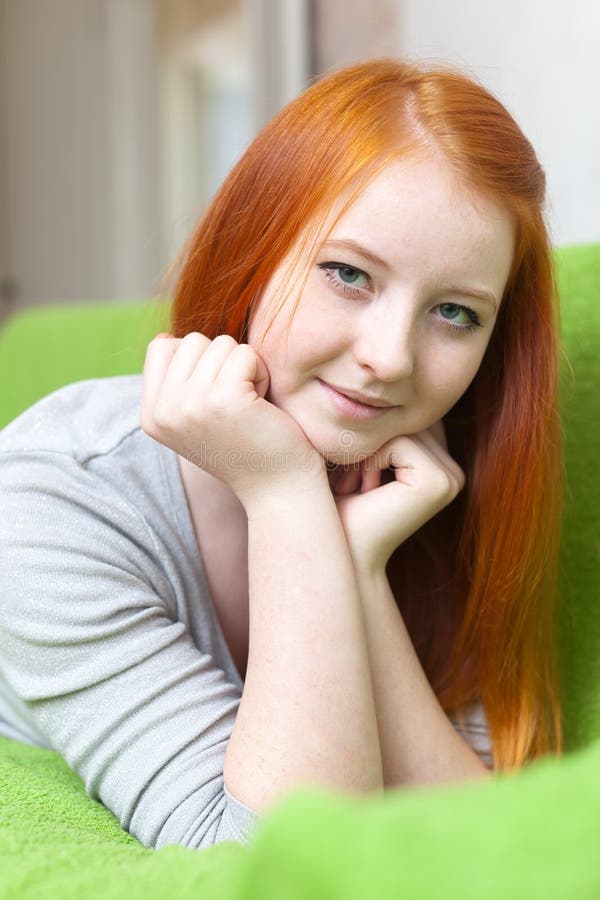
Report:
329,420,465,575
140,332,325,507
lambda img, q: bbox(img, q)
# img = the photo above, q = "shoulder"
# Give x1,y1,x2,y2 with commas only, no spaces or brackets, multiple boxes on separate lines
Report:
0,374,144,462
0,373,175,575
0,376,182,639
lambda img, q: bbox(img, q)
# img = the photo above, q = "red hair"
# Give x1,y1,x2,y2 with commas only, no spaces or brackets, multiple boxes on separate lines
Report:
164,58,563,772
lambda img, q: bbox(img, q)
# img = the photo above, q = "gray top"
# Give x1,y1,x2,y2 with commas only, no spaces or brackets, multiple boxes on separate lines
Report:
0,375,492,851
0,375,260,849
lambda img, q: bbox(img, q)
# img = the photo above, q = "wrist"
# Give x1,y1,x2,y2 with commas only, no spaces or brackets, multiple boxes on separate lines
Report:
229,446,327,511
352,558,390,587
239,468,331,519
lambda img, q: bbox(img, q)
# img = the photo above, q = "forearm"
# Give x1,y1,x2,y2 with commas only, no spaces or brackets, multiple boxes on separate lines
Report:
355,566,492,788
223,481,384,815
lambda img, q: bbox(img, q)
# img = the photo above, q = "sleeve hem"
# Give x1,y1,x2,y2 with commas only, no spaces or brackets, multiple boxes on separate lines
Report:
223,782,262,841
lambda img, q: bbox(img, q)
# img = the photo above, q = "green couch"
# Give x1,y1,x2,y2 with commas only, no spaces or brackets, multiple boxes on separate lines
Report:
0,243,598,899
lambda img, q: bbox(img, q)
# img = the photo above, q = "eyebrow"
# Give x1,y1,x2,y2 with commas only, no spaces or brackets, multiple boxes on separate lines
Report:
319,238,498,310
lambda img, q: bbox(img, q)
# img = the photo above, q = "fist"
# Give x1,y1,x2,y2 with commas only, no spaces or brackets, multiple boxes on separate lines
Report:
140,332,324,506
330,421,466,575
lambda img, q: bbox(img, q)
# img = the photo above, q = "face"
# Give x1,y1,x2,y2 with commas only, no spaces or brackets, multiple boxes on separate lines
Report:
246,154,515,465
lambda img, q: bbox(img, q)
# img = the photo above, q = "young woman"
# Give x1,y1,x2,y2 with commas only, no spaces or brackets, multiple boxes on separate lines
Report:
0,58,563,850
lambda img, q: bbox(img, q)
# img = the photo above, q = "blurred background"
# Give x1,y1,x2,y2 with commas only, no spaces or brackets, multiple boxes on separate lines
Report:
0,0,598,326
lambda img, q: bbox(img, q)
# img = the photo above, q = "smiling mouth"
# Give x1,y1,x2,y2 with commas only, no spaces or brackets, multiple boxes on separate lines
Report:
327,385,396,408
319,379,395,408
318,379,393,420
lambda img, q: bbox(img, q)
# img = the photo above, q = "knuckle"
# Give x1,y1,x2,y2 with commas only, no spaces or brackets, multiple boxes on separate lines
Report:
181,331,206,345
429,467,453,497
153,399,175,428
212,334,237,348
139,408,156,436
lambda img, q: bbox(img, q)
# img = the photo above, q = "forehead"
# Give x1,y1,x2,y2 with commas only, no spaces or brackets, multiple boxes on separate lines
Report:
252,154,516,343
314,155,515,293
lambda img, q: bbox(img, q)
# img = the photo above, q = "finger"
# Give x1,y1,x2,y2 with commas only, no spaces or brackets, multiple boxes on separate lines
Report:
387,426,451,477
415,428,465,491
411,430,450,469
335,464,362,495
379,435,440,483
388,435,464,498
141,334,181,430
209,342,271,399
185,333,244,387
162,332,213,388
360,459,381,493
246,346,270,399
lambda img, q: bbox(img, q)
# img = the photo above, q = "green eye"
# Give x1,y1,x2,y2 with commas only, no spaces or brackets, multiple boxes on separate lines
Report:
439,303,471,324
318,262,371,297
337,266,368,287
438,302,482,334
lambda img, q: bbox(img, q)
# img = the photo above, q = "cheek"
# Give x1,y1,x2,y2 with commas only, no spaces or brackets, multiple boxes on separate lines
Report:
260,307,342,378
423,345,486,406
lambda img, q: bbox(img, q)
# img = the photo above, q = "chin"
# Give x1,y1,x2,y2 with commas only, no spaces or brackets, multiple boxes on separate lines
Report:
304,427,384,467
289,404,415,465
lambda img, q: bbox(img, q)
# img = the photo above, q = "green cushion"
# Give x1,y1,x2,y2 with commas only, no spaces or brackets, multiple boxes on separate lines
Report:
0,243,598,898
1,733,598,899
554,244,600,749
0,298,170,430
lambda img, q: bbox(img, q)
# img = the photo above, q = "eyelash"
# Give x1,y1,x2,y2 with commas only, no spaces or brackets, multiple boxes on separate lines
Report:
317,262,483,335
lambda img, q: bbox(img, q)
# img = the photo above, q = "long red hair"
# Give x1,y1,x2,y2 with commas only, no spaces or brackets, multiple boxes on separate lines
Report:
163,58,563,772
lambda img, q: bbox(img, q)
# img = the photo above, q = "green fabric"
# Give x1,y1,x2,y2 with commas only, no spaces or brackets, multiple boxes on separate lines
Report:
1,733,599,899
554,244,600,749
0,298,170,430
0,243,598,898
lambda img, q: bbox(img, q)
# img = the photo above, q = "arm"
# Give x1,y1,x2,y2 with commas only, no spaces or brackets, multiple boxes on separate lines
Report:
142,333,385,822
355,565,492,788
330,423,494,788
223,481,384,814
0,447,263,848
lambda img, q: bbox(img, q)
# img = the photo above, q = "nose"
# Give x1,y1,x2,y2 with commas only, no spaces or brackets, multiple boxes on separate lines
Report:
352,304,415,382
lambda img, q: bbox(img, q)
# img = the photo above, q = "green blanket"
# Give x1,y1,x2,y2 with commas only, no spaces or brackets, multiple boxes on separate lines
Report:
1,733,599,899
0,243,598,898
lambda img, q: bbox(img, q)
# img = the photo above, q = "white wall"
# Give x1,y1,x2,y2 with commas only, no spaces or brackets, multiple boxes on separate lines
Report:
396,0,600,248
157,0,254,268
0,0,310,318
0,0,161,317
1,0,597,322
0,0,112,312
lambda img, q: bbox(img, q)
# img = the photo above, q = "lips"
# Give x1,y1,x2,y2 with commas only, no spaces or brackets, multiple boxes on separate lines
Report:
323,382,395,408
318,379,394,422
